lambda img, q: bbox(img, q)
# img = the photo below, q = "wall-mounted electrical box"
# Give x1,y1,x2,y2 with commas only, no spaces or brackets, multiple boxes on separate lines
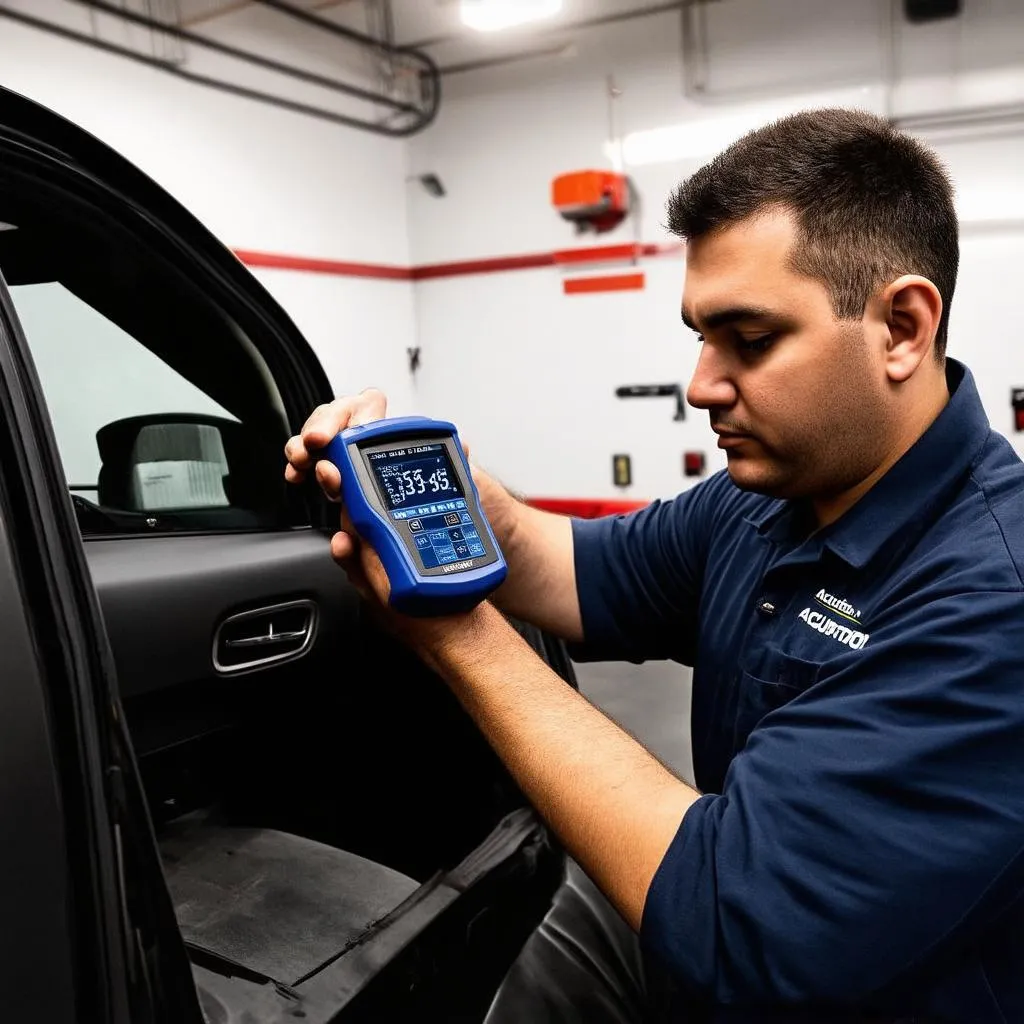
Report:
612,453,632,488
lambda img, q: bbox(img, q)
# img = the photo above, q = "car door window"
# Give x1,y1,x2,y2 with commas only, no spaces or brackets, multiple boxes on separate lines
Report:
11,280,234,500
0,194,294,536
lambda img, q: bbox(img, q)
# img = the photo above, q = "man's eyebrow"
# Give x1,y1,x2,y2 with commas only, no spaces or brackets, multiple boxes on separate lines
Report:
680,305,787,332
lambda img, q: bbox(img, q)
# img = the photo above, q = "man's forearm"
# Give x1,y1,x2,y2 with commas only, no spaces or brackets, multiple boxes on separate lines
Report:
420,603,699,931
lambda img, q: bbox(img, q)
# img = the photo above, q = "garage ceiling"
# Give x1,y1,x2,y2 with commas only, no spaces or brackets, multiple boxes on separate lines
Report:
179,1,356,28
176,0,685,71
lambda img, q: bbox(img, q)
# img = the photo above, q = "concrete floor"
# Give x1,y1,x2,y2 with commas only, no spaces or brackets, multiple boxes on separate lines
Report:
574,660,695,787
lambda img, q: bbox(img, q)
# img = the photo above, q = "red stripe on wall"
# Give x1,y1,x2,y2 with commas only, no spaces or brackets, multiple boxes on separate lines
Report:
553,242,683,265
235,249,413,280
234,241,682,283
412,251,555,279
640,241,685,258
526,497,649,519
553,243,643,265
563,272,645,295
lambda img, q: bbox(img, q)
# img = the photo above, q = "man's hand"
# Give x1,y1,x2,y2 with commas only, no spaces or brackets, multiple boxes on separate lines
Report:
285,390,583,642
284,387,388,504
284,388,490,657
329,498,489,666
282,386,397,610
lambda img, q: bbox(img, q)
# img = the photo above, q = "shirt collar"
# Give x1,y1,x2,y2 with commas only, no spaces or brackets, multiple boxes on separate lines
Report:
745,498,792,536
744,360,990,568
820,359,988,569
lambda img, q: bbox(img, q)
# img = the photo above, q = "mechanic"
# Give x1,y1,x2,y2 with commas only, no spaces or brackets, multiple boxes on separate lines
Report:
284,109,1024,1022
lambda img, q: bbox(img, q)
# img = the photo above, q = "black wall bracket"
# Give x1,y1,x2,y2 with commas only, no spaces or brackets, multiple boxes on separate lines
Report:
615,384,686,421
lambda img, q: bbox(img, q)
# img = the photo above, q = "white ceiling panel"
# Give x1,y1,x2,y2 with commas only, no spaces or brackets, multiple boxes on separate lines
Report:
174,0,685,61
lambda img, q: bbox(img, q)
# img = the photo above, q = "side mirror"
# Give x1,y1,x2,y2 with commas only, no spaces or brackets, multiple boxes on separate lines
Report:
96,414,280,514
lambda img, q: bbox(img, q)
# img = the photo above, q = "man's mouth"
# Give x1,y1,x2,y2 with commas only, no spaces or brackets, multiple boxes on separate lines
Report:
712,426,756,449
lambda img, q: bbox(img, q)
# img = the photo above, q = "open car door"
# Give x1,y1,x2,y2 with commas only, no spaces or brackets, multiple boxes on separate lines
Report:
0,85,570,1022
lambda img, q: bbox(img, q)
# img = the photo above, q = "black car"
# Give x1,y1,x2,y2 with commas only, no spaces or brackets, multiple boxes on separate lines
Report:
0,85,570,1023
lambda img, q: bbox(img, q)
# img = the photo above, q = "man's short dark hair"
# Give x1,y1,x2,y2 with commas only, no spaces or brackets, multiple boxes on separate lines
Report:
667,108,959,358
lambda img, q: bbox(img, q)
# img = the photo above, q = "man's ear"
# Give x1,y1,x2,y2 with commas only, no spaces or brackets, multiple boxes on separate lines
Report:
877,275,943,383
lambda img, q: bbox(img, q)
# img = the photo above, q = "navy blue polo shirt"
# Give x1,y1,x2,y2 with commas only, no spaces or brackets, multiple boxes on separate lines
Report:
572,360,1024,1022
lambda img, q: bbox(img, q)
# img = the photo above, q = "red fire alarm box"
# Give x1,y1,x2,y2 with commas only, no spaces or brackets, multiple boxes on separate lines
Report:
552,170,629,234
1013,389,1024,432
684,451,706,477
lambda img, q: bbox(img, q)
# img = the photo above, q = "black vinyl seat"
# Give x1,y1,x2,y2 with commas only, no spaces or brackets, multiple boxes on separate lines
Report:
159,811,420,987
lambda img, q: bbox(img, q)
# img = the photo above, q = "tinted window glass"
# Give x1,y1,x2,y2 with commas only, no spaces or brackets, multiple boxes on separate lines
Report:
0,199,292,536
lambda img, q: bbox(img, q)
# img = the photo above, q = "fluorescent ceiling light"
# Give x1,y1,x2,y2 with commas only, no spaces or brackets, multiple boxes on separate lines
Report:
618,109,794,167
460,0,563,33
613,98,873,168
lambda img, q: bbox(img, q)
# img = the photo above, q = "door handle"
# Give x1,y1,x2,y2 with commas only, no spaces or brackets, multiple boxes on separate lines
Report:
213,599,317,674
225,626,310,648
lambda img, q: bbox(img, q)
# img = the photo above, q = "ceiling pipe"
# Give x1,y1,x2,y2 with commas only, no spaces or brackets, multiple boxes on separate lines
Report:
249,0,441,132
22,0,442,137
72,0,421,114
439,43,575,76
180,0,255,28
252,0,405,52
0,3,412,135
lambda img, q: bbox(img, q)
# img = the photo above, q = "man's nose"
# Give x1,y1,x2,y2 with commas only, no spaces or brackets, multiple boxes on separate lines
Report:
686,343,738,411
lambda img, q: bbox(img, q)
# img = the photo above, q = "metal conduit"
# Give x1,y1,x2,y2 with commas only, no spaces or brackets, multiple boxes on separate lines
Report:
0,0,440,137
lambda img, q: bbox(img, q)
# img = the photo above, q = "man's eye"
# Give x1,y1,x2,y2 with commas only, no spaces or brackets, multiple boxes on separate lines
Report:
738,334,774,353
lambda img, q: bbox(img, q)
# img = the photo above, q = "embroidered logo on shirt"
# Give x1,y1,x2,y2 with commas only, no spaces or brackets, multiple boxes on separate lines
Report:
797,590,870,650
813,588,861,623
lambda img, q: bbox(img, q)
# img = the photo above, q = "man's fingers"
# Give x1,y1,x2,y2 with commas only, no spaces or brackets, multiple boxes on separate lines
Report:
301,398,357,450
340,505,356,536
349,387,388,427
302,388,387,449
330,529,357,564
315,461,342,501
331,519,391,608
286,389,389,489
284,433,313,472
331,531,375,602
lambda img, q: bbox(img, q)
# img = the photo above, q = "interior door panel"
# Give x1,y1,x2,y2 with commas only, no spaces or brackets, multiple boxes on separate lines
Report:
85,529,360,701
87,525,569,1020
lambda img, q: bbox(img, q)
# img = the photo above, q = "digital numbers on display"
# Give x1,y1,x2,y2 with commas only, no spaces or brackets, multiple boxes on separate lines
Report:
368,444,464,512
386,464,453,504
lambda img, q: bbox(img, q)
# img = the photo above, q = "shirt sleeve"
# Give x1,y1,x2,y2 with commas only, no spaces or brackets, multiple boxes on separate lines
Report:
570,471,737,665
640,587,1024,1011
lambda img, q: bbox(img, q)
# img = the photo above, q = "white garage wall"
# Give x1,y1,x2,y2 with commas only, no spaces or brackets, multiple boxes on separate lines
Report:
3,1,1023,502
0,0,418,411
251,268,420,412
407,0,1024,499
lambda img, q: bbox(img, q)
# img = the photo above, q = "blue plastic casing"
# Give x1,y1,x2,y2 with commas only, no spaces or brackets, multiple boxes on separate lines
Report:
321,416,508,617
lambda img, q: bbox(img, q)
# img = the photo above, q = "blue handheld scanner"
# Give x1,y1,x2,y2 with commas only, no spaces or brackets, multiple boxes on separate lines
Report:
321,417,508,617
